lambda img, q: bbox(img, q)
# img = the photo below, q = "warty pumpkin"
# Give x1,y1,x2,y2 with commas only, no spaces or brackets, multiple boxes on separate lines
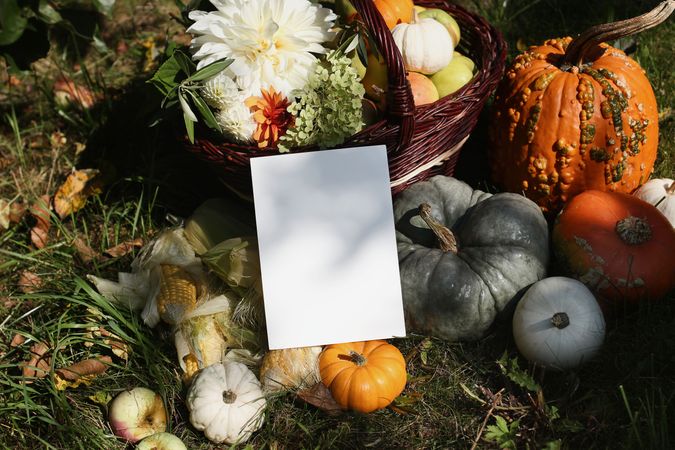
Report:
394,176,549,341
553,190,675,307
489,2,674,213
319,340,406,413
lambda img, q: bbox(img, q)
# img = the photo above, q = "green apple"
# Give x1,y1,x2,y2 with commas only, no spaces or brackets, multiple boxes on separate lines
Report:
453,51,475,73
419,8,461,46
430,58,474,98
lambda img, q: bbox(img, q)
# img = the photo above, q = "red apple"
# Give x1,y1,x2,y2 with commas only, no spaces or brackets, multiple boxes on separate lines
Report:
108,387,167,443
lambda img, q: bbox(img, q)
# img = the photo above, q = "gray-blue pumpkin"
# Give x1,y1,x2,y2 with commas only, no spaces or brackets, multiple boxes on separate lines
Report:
394,176,549,341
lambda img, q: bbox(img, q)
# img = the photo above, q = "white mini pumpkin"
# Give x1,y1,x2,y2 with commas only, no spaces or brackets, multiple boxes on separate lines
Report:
512,277,606,371
633,178,675,227
186,361,266,444
392,13,454,74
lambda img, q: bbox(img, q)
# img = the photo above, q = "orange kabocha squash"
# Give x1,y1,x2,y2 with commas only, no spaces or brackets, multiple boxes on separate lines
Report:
319,340,406,413
373,0,414,29
553,190,675,308
489,2,673,213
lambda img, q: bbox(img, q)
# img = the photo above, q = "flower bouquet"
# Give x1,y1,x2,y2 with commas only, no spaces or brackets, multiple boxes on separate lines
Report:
150,0,507,197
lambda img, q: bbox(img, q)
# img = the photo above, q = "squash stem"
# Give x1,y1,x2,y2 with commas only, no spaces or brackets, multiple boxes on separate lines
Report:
562,1,674,66
551,312,570,329
338,351,367,366
222,390,237,404
418,203,458,254
615,216,652,245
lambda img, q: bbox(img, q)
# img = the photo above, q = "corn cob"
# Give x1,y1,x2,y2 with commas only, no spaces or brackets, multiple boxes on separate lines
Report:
156,264,198,325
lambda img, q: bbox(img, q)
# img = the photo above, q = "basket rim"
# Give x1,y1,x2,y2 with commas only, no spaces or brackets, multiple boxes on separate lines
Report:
185,0,507,157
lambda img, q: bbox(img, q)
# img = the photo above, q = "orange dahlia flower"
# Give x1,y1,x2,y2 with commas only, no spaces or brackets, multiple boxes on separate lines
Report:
245,87,294,149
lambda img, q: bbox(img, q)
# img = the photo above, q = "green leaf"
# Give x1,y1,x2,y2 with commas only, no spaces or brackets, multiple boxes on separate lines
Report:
495,415,509,433
173,50,196,76
148,54,182,97
497,351,540,392
188,58,233,82
184,112,195,143
37,0,62,24
0,0,28,46
357,36,368,67
187,90,221,132
179,90,197,122
93,0,115,16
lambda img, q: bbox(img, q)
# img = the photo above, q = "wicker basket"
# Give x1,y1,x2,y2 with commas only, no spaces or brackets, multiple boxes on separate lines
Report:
183,0,506,198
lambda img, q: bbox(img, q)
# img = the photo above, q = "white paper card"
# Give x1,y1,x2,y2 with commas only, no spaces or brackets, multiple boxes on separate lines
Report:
251,145,406,350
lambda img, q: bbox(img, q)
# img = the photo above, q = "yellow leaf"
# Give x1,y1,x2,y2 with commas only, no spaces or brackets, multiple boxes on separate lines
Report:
53,169,103,218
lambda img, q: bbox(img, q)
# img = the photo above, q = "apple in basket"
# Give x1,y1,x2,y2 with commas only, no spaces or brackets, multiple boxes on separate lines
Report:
431,54,475,98
407,72,439,106
419,8,461,46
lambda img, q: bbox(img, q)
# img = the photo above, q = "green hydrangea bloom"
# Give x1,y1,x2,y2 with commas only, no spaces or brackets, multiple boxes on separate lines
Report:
279,50,366,152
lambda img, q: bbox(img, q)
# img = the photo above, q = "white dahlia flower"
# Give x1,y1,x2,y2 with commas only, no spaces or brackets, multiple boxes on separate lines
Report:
201,71,240,110
217,101,257,143
187,0,337,97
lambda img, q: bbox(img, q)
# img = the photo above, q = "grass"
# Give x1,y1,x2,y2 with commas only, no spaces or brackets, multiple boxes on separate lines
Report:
0,0,673,449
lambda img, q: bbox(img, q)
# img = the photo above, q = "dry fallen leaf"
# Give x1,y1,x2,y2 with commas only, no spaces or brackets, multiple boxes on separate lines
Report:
56,355,112,381
53,169,103,218
55,356,113,390
29,195,51,249
104,238,144,258
21,341,51,380
84,326,129,361
296,382,344,416
53,78,98,109
10,334,26,348
72,236,100,263
18,270,43,293
0,199,10,230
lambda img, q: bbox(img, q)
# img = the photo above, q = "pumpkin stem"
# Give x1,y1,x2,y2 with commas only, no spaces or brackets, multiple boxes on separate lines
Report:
563,1,674,66
551,312,570,329
338,351,367,366
667,181,675,195
615,216,652,245
418,203,458,254
222,390,237,404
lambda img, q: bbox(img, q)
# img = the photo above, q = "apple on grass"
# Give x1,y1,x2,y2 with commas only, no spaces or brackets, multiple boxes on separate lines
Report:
108,387,167,443
136,432,188,450
419,8,461,46
430,57,475,98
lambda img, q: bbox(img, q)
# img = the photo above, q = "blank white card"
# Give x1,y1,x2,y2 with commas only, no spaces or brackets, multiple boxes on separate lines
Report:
251,145,406,350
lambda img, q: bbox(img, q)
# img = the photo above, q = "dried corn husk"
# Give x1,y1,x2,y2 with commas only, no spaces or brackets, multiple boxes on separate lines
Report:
259,347,322,393
183,198,255,255
88,228,205,327
202,237,261,293
174,295,260,376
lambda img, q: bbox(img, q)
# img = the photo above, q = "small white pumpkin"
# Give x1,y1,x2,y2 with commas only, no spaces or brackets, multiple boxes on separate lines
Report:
633,178,675,227
512,277,605,371
186,361,266,444
392,12,454,74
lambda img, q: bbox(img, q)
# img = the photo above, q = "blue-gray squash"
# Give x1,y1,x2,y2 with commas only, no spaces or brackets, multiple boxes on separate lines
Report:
394,176,549,341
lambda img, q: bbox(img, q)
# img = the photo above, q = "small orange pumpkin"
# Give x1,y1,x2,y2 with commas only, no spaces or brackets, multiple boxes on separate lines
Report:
319,340,406,413
373,0,414,30
489,3,674,213
553,190,675,308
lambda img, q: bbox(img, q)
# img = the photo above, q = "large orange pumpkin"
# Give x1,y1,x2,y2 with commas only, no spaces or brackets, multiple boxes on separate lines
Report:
319,340,406,413
489,3,673,213
553,190,675,308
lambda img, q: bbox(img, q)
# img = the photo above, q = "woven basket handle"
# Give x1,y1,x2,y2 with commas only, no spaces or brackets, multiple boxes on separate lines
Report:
350,0,416,152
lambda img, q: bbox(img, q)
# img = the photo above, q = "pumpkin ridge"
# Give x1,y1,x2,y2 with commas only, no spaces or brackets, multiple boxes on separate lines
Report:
456,248,517,310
